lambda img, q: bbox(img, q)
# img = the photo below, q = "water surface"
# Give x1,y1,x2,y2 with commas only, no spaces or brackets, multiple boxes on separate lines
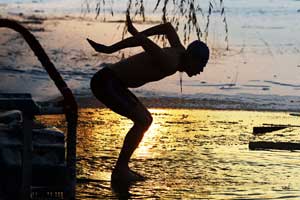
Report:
39,108,300,199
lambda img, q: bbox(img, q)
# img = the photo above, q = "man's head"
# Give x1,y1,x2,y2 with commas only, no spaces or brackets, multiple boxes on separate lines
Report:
181,40,210,77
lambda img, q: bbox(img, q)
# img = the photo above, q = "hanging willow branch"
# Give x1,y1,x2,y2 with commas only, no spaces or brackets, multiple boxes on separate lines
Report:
204,1,213,43
84,0,229,48
94,0,114,20
220,0,229,50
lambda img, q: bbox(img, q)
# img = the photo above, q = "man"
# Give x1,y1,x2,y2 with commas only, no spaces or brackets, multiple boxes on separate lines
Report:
88,15,209,182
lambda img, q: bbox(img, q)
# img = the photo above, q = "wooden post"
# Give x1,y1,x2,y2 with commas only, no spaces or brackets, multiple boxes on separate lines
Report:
20,113,33,200
64,112,78,200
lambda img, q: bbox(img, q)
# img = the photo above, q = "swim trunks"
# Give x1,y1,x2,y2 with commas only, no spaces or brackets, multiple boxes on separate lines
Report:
90,67,140,118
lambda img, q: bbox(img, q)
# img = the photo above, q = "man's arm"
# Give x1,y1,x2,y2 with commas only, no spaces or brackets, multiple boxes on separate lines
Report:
88,18,173,70
124,14,165,57
87,17,183,53
128,22,183,48
87,34,148,54
125,16,169,65
126,14,183,48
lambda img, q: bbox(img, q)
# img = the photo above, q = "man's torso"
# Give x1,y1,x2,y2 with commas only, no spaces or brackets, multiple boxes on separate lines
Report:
107,47,183,88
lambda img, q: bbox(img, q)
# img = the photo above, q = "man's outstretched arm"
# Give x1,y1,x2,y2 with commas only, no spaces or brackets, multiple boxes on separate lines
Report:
87,19,183,54
88,17,174,70
87,36,142,54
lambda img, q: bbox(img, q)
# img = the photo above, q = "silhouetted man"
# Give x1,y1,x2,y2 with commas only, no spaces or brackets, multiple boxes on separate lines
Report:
88,15,209,182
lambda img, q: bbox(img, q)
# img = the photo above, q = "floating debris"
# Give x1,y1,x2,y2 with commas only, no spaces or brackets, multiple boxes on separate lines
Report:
290,113,300,117
249,141,300,151
253,126,288,135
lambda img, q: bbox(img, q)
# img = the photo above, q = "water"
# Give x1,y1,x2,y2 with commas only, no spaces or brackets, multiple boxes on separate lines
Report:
1,0,300,109
38,108,300,199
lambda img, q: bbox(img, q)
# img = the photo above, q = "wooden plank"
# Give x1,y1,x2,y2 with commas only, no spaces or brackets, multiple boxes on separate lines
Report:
249,141,300,151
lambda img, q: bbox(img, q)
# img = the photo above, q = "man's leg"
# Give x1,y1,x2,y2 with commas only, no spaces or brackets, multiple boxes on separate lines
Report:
115,102,153,171
90,69,152,181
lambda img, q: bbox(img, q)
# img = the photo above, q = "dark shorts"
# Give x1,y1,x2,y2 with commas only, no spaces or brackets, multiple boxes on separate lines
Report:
90,67,140,118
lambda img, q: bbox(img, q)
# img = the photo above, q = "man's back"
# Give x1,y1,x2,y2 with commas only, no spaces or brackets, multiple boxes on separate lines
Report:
108,47,184,88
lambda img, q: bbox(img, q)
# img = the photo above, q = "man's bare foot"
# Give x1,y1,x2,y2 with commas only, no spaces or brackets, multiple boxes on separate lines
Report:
111,167,145,182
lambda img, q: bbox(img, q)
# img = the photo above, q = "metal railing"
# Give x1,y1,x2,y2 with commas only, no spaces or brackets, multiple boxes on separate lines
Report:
0,18,78,199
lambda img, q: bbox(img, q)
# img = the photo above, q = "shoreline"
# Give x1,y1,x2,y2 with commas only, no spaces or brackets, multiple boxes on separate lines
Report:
44,93,300,113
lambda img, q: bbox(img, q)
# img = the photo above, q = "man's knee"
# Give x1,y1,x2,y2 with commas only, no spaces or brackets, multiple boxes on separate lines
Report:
135,111,153,130
144,113,153,128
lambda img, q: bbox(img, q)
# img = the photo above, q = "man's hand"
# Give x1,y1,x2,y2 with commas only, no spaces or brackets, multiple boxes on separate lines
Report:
126,14,139,36
87,38,111,53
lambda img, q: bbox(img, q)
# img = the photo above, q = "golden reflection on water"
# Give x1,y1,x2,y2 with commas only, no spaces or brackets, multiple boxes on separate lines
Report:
38,108,300,199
